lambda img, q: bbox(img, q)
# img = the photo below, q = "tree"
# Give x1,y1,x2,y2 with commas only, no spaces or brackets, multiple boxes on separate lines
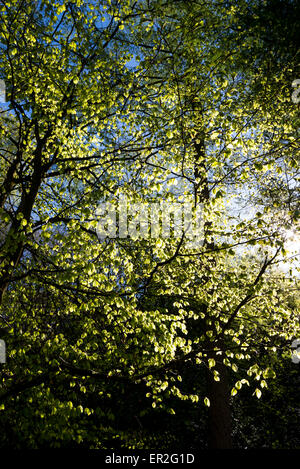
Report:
0,0,299,449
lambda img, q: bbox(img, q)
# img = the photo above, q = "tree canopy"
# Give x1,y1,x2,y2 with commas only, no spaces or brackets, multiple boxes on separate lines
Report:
0,0,299,449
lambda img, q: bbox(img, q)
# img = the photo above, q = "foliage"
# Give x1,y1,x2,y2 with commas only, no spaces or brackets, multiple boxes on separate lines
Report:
0,0,299,448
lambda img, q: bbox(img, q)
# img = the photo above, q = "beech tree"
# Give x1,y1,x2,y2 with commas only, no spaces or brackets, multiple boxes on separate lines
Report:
0,0,299,448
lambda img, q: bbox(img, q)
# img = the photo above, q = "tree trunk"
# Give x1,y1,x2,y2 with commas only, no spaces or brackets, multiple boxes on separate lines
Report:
192,122,233,449
207,359,232,449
